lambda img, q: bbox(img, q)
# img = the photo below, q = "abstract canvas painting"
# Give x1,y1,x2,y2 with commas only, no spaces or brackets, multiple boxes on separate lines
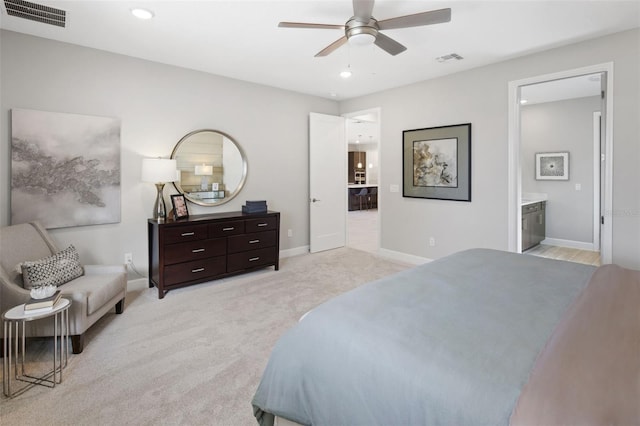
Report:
11,109,121,229
413,138,458,187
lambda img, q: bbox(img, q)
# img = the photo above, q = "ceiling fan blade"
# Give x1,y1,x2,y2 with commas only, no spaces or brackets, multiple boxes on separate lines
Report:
378,8,451,30
374,33,407,56
352,0,375,21
315,36,349,57
279,22,345,30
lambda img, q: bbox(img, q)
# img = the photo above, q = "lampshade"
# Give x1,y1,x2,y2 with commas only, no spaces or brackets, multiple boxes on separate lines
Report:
194,164,213,176
141,158,177,183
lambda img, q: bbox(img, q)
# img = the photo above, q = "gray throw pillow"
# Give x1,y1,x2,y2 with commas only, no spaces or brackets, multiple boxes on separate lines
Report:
20,245,84,289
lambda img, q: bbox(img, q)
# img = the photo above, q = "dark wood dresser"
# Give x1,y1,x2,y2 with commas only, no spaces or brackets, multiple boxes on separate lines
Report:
148,211,280,298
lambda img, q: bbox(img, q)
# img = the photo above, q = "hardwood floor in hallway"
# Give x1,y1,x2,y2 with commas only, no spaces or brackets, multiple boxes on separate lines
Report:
524,244,601,266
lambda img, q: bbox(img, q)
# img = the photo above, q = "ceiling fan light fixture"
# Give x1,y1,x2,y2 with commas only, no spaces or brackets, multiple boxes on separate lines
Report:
348,32,376,46
280,4,451,57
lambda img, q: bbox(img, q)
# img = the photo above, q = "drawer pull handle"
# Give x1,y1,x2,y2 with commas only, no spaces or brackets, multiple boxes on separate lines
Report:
249,257,260,262
257,223,268,227
223,227,235,231
192,248,205,253
249,239,260,244
181,232,195,236
191,268,205,273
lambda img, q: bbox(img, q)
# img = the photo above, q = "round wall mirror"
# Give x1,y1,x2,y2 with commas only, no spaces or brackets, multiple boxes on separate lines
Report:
171,129,247,206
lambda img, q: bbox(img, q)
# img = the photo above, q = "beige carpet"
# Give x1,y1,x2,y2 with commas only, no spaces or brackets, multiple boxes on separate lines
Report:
1,247,410,425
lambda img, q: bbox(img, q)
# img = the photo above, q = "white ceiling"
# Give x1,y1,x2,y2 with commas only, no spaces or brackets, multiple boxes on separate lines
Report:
1,1,638,101
521,73,602,105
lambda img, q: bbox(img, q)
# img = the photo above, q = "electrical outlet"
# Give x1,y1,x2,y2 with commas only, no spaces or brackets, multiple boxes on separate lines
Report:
429,237,436,247
287,229,293,237
124,253,133,265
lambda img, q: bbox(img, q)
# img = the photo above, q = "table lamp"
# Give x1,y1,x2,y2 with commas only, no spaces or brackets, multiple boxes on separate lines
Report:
142,158,177,220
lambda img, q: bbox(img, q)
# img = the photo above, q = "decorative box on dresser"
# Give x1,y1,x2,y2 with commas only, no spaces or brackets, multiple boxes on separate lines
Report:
148,211,280,299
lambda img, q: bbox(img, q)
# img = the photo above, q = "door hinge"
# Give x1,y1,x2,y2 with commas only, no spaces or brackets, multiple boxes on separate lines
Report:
601,90,605,99
601,216,605,225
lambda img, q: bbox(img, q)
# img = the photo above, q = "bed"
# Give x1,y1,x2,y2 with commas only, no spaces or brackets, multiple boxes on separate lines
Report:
252,248,640,425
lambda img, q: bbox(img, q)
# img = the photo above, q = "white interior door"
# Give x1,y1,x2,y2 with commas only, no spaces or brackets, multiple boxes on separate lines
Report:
309,112,346,253
593,110,601,252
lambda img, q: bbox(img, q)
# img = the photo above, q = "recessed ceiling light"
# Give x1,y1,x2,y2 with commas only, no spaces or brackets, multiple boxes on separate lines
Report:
520,99,528,104
340,70,352,79
131,8,154,20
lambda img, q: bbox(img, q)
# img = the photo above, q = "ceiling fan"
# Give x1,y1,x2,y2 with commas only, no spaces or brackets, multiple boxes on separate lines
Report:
278,0,451,57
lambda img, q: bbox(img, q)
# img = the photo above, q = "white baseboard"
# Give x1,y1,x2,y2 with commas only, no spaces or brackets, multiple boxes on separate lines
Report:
378,248,432,265
126,277,148,290
542,238,596,251
280,245,431,265
280,246,309,258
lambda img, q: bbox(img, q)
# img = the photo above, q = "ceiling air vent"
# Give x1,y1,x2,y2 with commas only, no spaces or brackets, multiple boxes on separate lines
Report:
4,0,66,27
436,53,463,63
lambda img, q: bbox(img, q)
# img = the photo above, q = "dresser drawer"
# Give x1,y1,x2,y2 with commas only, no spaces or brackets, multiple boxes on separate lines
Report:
227,247,277,272
163,224,208,244
209,220,245,237
163,257,226,286
245,217,277,233
164,238,226,265
227,230,277,254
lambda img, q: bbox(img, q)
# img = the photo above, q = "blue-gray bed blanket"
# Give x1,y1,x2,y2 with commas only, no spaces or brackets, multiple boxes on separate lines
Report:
252,249,596,425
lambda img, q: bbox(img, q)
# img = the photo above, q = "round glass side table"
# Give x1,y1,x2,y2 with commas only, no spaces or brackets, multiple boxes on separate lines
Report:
2,298,70,397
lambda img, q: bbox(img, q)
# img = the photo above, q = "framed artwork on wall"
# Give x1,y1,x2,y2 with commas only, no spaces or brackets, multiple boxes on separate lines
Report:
171,194,189,219
403,123,471,202
535,152,569,180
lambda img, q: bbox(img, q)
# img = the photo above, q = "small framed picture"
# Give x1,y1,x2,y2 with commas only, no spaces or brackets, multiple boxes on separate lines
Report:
171,194,189,219
536,152,569,180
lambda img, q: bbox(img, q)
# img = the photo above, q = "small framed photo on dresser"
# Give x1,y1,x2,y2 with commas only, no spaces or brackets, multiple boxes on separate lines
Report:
171,194,189,219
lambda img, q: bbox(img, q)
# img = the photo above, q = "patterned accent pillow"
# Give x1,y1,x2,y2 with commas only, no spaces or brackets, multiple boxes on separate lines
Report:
20,245,84,289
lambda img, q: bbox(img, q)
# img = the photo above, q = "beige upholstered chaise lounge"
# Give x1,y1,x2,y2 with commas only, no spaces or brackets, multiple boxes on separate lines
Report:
0,221,126,353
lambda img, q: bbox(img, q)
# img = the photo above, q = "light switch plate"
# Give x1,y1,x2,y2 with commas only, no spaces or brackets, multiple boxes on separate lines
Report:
390,184,399,193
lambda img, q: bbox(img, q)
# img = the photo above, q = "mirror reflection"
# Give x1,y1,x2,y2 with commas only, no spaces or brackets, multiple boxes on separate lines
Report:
171,129,247,206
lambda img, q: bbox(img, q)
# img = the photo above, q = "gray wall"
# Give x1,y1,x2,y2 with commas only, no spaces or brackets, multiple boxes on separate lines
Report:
521,96,601,244
0,30,339,270
2,28,639,271
340,29,639,269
